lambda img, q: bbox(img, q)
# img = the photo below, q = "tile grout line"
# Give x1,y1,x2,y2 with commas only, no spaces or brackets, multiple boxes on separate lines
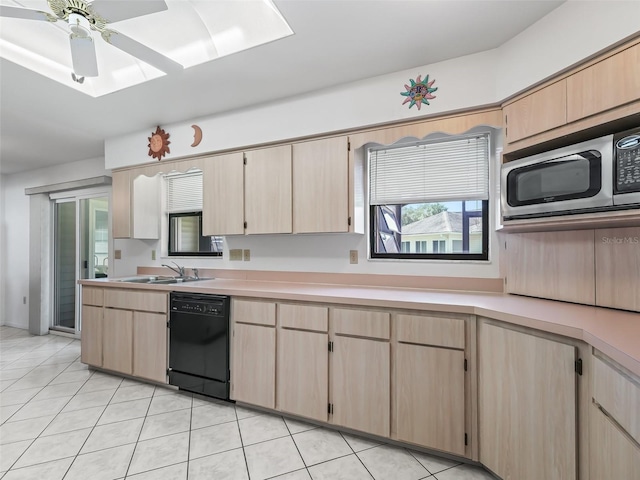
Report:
2,340,92,474
235,402,253,479
121,383,159,478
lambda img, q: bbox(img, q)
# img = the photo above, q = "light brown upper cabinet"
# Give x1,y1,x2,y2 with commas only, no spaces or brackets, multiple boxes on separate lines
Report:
245,145,292,234
503,79,567,144
567,42,640,123
202,152,245,236
131,174,161,239
112,170,131,239
202,146,292,235
292,136,350,233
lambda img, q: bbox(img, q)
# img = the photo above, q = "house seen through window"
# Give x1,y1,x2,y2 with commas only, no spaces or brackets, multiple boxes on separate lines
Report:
369,133,490,260
165,171,223,257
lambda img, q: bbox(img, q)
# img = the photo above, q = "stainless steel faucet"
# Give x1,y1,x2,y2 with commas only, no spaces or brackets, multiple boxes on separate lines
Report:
162,261,185,277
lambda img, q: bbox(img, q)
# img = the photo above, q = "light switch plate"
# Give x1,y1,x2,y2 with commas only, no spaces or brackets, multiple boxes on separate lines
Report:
243,249,251,261
229,249,242,261
151,250,156,260
115,250,122,259
350,250,358,264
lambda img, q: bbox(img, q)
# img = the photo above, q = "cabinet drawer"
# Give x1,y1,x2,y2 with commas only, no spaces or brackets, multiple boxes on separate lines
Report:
279,304,328,332
332,308,390,340
82,287,104,306
104,289,167,313
233,299,276,326
396,313,465,349
593,355,640,444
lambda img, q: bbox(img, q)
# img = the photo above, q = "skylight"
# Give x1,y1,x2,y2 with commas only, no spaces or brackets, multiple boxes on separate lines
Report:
0,0,293,97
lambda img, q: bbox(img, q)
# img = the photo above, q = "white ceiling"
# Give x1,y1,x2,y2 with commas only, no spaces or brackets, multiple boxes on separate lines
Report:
0,0,565,175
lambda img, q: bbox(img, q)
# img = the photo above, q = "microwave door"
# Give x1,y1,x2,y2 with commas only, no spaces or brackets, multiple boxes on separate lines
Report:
502,147,612,219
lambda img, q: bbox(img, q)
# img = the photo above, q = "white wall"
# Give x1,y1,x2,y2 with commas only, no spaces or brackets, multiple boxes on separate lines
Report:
105,2,640,170
2,157,108,328
0,174,6,326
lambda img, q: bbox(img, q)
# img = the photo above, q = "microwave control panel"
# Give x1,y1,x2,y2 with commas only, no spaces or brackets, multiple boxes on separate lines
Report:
615,131,640,193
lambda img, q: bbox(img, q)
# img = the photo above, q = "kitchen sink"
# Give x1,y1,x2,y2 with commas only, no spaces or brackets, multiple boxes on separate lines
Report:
115,276,213,285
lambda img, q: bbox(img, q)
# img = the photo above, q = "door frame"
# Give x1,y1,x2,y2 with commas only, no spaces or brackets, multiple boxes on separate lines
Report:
49,187,112,336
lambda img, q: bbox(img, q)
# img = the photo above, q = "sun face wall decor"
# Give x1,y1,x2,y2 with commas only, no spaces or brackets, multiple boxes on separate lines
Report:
401,74,437,110
148,126,171,160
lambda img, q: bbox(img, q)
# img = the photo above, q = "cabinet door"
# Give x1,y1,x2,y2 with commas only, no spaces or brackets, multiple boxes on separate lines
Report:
133,312,167,383
396,343,465,455
202,152,245,236
244,145,292,234
505,230,595,305
103,308,133,375
232,323,276,408
503,80,566,143
277,328,328,422
590,405,640,479
112,170,131,239
479,322,576,480
131,174,160,239
292,136,349,233
567,43,640,122
331,336,390,437
81,305,103,367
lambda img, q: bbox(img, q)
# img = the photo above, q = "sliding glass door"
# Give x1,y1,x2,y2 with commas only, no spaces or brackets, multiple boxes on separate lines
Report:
52,192,110,334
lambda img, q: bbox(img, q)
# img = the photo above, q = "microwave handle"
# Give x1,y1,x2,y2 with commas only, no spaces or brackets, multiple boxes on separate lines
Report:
545,152,594,163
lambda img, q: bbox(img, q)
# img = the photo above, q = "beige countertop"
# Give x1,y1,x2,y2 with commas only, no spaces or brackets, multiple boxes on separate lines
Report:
80,276,640,377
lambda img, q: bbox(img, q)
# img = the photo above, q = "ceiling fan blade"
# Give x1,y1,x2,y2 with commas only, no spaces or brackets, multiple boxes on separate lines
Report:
89,0,168,23
102,29,182,74
70,35,99,77
0,5,55,22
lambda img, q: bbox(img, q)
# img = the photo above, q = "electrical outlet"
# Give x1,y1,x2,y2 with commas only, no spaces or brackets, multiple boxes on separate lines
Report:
114,249,122,259
349,250,358,264
229,249,243,261
151,250,156,261
243,249,251,261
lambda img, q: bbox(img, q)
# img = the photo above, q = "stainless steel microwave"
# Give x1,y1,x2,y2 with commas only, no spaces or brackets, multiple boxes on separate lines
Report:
501,128,640,220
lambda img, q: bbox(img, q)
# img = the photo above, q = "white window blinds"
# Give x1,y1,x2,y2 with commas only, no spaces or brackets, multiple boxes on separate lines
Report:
369,134,489,205
166,171,203,212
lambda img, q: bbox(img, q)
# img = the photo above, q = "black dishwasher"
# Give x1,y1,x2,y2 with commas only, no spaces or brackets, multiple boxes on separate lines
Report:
168,292,231,400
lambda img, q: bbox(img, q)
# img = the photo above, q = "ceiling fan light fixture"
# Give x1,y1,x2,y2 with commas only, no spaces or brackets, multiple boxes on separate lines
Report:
68,13,91,38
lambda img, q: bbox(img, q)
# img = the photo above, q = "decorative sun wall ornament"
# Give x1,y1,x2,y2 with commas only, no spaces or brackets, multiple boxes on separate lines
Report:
401,74,437,110
148,126,171,160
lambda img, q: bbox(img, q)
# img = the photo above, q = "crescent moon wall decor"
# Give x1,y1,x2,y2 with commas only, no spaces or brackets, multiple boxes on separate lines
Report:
191,125,203,147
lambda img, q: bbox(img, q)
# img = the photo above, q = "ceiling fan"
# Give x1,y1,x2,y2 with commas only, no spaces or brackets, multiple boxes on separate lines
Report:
0,0,183,78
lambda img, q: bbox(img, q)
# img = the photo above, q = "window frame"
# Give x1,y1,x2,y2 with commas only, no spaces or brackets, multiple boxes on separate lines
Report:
369,201,489,261
167,211,222,257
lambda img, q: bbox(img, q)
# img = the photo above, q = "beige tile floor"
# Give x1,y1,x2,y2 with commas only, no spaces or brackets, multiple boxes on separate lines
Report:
0,326,497,479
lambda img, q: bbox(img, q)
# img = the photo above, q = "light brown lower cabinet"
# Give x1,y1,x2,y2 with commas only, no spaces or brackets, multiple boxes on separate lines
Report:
395,343,465,455
331,335,390,438
232,322,276,409
80,305,103,367
102,308,133,375
277,328,328,422
478,320,577,480
590,404,640,479
132,312,167,383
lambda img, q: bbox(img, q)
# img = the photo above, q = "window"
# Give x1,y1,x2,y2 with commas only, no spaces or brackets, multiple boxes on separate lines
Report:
369,133,490,260
165,171,222,257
